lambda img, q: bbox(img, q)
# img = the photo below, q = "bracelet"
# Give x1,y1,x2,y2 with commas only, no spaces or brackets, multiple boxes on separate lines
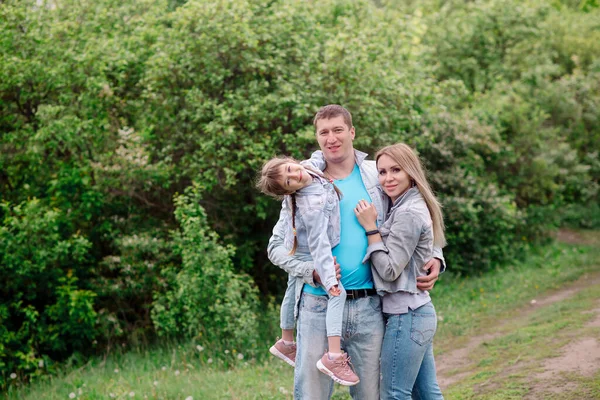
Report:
365,229,379,236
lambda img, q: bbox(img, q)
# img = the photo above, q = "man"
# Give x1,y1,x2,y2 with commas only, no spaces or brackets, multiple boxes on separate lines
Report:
268,105,445,399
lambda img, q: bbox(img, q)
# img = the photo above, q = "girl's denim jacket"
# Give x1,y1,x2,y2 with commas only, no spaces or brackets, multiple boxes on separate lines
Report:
362,187,434,294
280,163,341,292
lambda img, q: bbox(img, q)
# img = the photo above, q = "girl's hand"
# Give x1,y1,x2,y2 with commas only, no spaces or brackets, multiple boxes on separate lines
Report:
329,285,341,297
354,200,378,231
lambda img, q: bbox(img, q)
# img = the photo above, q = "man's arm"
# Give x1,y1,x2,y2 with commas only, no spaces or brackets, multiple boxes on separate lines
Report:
267,201,318,286
417,246,446,291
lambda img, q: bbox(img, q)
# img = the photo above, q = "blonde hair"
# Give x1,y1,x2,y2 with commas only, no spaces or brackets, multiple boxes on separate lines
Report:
375,143,446,248
257,156,342,255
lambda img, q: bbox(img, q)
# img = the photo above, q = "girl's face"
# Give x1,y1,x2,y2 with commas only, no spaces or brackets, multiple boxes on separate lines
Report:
278,162,313,193
377,154,411,203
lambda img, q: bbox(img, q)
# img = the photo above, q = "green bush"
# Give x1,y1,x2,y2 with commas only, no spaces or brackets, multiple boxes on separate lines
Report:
0,199,94,388
151,185,260,353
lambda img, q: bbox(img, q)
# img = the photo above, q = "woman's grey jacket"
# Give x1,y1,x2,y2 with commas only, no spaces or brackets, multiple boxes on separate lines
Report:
363,186,434,295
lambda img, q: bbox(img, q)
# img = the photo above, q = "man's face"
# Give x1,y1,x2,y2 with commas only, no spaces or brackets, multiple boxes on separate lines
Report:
315,116,355,165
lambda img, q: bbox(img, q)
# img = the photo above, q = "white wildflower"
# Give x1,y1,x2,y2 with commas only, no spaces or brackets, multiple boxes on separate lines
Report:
530,299,537,305
69,393,76,399
279,387,289,394
114,368,119,373
224,350,230,354
9,373,16,379
38,360,44,368
109,394,115,398
185,397,193,400
78,388,82,395
237,353,244,360
161,366,167,371
129,391,135,397
153,381,158,386
174,370,180,376
207,358,213,364
196,345,204,352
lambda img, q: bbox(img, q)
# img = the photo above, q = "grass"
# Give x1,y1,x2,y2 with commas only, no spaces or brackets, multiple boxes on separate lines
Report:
4,232,600,399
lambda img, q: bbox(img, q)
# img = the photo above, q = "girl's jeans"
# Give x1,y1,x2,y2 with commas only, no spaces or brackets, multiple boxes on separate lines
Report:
381,302,444,400
294,292,384,400
280,275,346,338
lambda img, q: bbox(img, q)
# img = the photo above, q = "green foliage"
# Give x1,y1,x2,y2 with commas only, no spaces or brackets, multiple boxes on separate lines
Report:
0,199,94,388
0,0,599,387
152,185,260,353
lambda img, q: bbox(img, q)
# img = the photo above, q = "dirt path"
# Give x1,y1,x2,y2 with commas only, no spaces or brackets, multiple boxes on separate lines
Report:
436,230,600,398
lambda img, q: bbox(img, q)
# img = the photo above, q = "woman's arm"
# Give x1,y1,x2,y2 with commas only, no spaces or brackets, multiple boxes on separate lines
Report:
369,213,421,282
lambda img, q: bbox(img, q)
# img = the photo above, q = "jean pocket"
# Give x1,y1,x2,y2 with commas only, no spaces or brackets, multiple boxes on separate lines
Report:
367,295,382,312
301,294,328,313
410,307,437,346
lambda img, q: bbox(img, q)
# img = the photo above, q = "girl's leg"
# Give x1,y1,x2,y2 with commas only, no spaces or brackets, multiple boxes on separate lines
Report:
270,275,297,367
316,282,359,386
380,302,439,400
325,282,345,354
280,275,297,334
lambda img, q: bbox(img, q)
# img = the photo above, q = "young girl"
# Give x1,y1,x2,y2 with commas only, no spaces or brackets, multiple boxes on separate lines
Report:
354,143,445,399
257,156,360,386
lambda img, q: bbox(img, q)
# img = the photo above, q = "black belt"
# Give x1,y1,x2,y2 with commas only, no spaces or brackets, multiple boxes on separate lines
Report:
345,289,377,299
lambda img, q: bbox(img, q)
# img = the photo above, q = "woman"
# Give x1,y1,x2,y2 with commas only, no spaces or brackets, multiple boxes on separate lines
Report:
354,143,445,399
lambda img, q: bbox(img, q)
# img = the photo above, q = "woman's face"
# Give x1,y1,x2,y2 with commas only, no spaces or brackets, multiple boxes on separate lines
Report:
278,162,312,193
377,154,411,203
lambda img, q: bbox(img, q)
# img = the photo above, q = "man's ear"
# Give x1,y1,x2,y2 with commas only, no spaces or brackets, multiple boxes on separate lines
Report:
351,126,356,141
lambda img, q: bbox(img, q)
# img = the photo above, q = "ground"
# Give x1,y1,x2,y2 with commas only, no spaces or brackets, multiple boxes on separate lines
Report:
435,229,600,399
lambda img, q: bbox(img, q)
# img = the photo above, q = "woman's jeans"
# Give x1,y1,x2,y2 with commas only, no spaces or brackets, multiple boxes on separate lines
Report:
381,302,444,400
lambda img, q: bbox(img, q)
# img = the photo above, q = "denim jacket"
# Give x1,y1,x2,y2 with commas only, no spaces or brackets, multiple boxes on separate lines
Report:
267,150,446,317
362,187,434,294
280,168,341,292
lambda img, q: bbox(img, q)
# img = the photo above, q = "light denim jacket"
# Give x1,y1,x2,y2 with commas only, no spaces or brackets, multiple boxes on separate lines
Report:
363,187,434,294
267,150,446,317
280,168,341,292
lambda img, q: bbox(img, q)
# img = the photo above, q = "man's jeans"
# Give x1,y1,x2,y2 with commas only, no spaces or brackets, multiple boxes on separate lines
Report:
380,302,444,400
294,292,384,400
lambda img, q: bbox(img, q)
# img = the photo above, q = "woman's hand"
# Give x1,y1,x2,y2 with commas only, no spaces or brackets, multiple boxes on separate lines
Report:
354,200,378,231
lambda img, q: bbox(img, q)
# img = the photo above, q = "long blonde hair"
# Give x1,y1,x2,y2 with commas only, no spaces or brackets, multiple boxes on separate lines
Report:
257,156,342,255
375,143,446,248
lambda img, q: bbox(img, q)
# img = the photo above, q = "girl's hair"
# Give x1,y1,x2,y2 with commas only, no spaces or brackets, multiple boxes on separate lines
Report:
257,156,342,255
375,143,446,248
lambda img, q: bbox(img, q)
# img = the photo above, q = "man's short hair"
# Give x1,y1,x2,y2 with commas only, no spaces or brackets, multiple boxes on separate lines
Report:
313,104,353,130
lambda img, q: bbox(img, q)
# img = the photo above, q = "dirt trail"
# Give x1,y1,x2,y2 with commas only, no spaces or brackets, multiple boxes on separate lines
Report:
436,230,600,397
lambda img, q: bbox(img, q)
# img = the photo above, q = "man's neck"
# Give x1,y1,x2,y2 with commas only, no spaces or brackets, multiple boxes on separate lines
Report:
325,154,356,180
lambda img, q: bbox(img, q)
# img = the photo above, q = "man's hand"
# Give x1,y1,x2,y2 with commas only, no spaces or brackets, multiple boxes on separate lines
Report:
313,256,341,285
417,258,441,291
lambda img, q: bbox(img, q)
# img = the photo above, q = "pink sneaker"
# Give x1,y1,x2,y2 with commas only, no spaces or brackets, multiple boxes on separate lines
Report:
269,339,296,367
316,352,360,386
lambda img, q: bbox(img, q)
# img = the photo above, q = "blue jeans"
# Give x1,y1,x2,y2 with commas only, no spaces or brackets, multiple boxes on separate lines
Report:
280,275,297,330
294,292,384,400
381,302,443,400
280,277,346,338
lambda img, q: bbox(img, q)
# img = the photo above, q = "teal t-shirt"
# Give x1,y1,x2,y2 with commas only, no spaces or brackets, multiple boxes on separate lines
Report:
304,164,374,295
